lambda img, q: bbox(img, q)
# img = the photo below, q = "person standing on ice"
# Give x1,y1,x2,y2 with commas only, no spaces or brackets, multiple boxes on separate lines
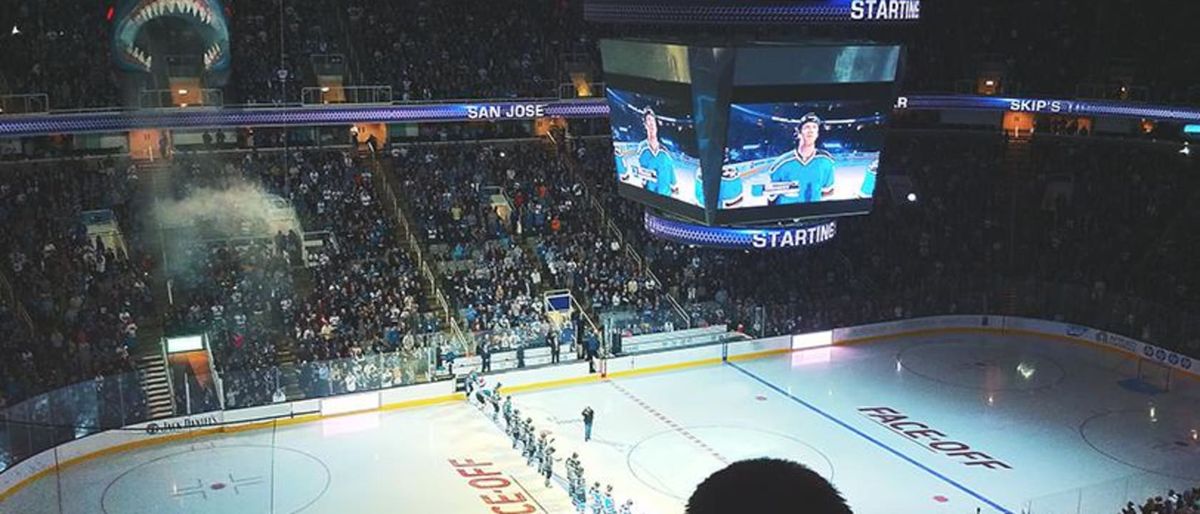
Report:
619,499,634,514
602,485,617,514
541,445,556,487
464,369,479,401
590,482,603,514
582,406,595,441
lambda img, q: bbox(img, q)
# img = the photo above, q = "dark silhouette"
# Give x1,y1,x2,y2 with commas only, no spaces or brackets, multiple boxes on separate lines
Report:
687,458,852,514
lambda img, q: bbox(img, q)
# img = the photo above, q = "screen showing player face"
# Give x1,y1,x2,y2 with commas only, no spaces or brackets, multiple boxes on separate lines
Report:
606,87,703,207
719,100,884,210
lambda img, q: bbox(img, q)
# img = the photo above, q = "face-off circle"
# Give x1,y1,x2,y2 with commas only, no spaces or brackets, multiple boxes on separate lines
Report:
101,444,331,514
897,340,1067,392
1080,408,1200,482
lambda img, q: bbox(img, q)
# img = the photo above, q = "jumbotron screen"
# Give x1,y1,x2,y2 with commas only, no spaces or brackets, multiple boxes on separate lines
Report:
717,100,885,220
607,87,704,210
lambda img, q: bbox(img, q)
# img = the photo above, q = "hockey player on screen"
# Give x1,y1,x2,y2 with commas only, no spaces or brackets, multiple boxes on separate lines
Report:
630,109,678,197
764,113,836,204
859,158,879,198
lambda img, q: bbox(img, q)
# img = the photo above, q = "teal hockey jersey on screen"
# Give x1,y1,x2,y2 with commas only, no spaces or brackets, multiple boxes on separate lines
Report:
767,149,835,204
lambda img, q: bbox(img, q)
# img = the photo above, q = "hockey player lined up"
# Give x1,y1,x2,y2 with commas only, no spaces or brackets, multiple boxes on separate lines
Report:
464,369,479,401
602,485,616,514
569,462,587,513
565,452,581,480
565,452,586,511
509,409,522,448
502,396,513,426
765,113,835,204
619,499,634,514
522,418,537,462
487,383,502,421
540,445,556,487
532,430,555,468
590,483,604,514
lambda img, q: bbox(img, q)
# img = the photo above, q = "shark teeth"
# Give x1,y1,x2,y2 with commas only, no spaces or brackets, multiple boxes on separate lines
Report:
130,0,217,31
123,0,222,71
202,42,223,69
127,45,151,69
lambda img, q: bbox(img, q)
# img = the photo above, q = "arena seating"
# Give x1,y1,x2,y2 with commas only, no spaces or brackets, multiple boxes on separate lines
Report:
161,150,440,407
0,159,150,409
386,140,666,352
1,0,119,109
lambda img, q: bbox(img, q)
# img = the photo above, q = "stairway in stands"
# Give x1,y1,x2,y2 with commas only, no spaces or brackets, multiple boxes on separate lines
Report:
136,352,174,418
133,159,177,419
371,154,461,336
273,266,311,401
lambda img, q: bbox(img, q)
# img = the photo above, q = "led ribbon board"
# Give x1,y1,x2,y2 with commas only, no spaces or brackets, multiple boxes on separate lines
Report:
584,0,921,24
896,95,1200,123
0,100,610,138
644,211,838,250
6,95,1200,139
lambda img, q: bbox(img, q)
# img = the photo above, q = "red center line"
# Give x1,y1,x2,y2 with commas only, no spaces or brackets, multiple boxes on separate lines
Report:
606,380,729,465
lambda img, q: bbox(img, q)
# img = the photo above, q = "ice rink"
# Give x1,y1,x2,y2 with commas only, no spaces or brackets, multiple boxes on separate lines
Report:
2,332,1198,514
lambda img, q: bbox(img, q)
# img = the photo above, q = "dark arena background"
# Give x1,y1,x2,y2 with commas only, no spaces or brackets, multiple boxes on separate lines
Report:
0,1,1199,513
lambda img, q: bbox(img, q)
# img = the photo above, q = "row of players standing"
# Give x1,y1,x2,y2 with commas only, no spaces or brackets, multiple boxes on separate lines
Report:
465,372,632,513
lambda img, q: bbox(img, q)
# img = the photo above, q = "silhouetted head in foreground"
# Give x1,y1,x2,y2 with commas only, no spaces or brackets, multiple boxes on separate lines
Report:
686,458,853,514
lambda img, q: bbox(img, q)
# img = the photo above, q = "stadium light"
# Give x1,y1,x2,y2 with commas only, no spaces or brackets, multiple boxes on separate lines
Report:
906,193,917,202
320,86,330,93
984,80,994,86
178,89,188,95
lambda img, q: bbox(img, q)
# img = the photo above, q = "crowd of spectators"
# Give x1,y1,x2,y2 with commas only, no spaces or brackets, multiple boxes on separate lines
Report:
226,0,348,104
387,140,662,355
1124,488,1200,514
347,0,571,101
0,159,150,415
1,1,119,109
161,149,440,407
168,237,292,410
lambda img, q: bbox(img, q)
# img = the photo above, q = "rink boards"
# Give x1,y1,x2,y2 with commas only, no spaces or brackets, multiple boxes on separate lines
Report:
1,314,1195,502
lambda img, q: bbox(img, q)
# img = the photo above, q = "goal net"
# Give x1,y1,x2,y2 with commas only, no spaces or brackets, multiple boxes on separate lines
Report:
1136,358,1173,393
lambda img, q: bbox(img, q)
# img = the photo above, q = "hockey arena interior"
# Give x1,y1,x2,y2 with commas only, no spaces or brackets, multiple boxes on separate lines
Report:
0,1,1199,513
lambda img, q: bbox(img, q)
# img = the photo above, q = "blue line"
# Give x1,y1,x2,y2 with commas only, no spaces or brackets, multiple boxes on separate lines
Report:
725,361,1014,514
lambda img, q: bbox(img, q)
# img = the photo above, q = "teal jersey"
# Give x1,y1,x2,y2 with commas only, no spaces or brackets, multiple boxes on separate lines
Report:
859,168,877,198
767,149,835,204
719,168,745,208
636,141,676,197
614,151,629,180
